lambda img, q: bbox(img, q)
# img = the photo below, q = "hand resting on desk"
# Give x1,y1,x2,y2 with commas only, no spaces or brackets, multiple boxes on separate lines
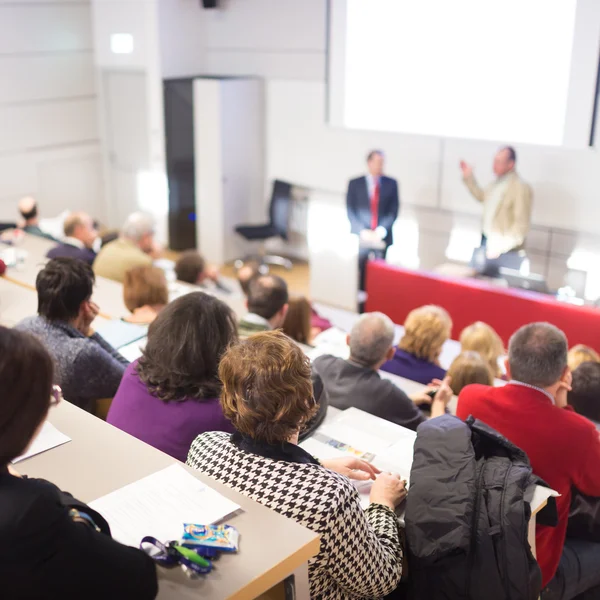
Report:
321,456,379,481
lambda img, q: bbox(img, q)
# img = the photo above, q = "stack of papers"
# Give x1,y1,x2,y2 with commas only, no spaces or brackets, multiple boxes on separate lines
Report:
90,465,241,547
12,422,71,463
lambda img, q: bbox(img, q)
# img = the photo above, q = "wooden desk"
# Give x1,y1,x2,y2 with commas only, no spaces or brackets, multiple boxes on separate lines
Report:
19,402,319,600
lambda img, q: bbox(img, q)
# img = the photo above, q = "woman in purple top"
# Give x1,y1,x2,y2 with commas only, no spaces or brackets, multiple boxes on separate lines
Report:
107,292,237,462
381,305,452,385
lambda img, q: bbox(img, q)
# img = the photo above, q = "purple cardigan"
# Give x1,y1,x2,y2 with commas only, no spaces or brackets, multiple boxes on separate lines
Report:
380,348,446,386
107,361,234,462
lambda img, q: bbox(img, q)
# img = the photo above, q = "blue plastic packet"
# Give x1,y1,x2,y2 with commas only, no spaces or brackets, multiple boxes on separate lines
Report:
181,524,240,553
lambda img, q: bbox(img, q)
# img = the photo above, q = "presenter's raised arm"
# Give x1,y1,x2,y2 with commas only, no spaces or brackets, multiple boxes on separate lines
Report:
460,161,485,203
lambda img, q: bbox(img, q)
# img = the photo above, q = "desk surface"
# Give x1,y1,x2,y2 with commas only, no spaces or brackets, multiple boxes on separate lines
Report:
20,402,319,600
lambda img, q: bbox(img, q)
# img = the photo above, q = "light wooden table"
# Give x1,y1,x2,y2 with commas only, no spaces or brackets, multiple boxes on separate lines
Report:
19,402,320,600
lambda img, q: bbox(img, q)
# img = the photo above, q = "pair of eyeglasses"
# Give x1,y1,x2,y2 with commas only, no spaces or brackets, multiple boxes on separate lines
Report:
50,385,63,407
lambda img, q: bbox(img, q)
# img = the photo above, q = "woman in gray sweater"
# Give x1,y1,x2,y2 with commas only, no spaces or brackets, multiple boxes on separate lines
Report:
16,258,128,412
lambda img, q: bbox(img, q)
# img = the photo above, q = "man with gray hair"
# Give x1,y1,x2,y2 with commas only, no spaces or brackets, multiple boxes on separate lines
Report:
312,312,452,430
457,322,600,598
93,212,159,282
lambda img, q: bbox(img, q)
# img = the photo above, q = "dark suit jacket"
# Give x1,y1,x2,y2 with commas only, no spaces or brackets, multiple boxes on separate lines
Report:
47,242,97,265
346,175,400,246
0,470,157,599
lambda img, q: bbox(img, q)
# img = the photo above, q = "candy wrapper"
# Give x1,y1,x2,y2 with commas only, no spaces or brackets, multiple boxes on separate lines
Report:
181,524,240,553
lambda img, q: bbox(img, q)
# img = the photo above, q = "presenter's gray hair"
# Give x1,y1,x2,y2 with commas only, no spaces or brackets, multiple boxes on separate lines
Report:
508,322,567,388
349,312,395,369
121,212,155,242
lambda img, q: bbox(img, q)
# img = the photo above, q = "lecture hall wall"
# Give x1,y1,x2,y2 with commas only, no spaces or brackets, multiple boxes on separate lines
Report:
0,0,105,224
158,0,600,296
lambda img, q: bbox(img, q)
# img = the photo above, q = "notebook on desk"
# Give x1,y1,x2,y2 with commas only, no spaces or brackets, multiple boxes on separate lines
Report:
94,320,148,350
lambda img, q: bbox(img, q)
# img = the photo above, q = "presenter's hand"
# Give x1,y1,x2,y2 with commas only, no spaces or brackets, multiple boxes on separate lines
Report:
459,160,473,178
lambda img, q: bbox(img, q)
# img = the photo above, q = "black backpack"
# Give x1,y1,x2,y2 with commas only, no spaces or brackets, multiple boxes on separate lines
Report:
404,414,556,600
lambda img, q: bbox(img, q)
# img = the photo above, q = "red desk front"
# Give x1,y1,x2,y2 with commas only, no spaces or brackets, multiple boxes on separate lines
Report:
365,261,600,351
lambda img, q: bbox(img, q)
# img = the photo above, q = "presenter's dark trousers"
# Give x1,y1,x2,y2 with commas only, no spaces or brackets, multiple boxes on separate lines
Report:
358,245,389,293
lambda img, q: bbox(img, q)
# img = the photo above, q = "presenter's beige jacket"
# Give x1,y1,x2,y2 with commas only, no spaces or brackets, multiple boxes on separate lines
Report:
463,171,533,254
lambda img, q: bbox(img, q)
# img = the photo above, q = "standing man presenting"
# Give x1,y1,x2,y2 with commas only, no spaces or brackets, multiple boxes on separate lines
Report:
460,146,533,261
346,150,400,294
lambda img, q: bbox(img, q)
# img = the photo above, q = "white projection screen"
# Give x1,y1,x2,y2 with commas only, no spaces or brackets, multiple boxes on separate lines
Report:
328,0,600,148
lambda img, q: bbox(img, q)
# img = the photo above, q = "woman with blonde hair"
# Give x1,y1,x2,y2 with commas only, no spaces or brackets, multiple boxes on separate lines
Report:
459,321,505,379
381,305,452,385
447,351,494,396
567,344,600,372
122,265,169,324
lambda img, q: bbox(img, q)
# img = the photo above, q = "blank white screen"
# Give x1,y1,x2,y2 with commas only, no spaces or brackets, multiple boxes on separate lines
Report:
343,0,578,146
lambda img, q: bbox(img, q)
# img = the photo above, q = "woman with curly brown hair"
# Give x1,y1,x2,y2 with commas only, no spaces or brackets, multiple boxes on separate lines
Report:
187,330,407,599
381,304,452,385
107,291,236,461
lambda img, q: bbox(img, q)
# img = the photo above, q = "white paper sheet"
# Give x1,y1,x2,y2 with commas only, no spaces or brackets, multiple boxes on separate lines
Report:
89,464,241,547
12,421,71,463
119,337,146,362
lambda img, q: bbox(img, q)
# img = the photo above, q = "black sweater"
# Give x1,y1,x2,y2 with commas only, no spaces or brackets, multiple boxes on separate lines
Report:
0,471,157,600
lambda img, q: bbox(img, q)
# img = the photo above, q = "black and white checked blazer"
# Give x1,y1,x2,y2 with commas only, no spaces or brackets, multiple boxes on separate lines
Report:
186,432,403,600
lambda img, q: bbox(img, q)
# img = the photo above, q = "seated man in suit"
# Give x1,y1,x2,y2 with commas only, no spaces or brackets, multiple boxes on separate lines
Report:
238,274,288,338
312,312,451,431
457,322,600,599
346,150,400,292
93,212,159,283
46,212,98,265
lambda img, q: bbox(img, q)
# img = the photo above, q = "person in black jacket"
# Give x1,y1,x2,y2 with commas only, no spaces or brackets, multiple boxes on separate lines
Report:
0,326,158,600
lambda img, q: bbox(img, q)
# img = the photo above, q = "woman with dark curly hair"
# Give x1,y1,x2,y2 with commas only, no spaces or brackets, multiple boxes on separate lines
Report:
107,291,237,461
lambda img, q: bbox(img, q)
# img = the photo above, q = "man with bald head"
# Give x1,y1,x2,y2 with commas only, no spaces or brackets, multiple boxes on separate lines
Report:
312,312,451,430
18,196,56,241
46,212,98,265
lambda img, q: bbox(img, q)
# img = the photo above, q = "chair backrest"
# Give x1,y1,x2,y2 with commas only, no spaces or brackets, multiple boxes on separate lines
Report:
269,180,293,241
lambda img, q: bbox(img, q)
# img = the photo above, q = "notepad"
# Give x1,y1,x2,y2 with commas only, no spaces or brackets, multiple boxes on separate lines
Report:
94,320,148,350
12,421,71,463
89,464,241,547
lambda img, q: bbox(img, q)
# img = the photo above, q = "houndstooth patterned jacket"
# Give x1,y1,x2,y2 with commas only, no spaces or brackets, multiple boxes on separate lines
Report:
186,432,403,600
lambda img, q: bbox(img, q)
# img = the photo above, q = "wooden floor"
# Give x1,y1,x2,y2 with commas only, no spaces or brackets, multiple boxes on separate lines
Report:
220,261,311,297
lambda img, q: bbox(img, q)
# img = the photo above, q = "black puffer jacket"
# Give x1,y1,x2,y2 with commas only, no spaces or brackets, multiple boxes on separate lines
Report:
404,414,557,600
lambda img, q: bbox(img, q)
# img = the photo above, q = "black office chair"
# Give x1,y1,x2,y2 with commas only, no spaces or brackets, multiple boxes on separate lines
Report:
234,179,293,270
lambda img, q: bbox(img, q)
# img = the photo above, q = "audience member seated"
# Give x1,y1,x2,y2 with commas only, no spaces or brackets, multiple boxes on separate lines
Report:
313,312,452,430
187,330,406,599
238,274,288,337
93,212,159,283
16,258,128,412
46,212,98,265
457,322,600,598
174,250,219,286
568,361,600,429
0,326,157,599
282,295,315,345
381,305,451,385
122,265,168,325
567,344,600,372
447,351,494,396
460,321,505,379
17,196,56,240
108,292,236,462
236,261,261,296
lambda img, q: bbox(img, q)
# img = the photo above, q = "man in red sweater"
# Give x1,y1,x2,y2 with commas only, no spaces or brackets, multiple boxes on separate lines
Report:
457,322,600,600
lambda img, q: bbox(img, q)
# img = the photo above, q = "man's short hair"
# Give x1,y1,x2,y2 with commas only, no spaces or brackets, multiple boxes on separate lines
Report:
121,212,155,242
237,261,261,296
502,146,517,164
174,250,206,284
508,322,567,388
246,274,289,320
63,212,89,238
569,361,600,423
18,197,37,221
349,312,395,368
367,149,384,162
36,257,95,321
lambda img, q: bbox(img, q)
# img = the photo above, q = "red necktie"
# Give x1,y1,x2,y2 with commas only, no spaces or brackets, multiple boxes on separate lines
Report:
370,182,380,230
